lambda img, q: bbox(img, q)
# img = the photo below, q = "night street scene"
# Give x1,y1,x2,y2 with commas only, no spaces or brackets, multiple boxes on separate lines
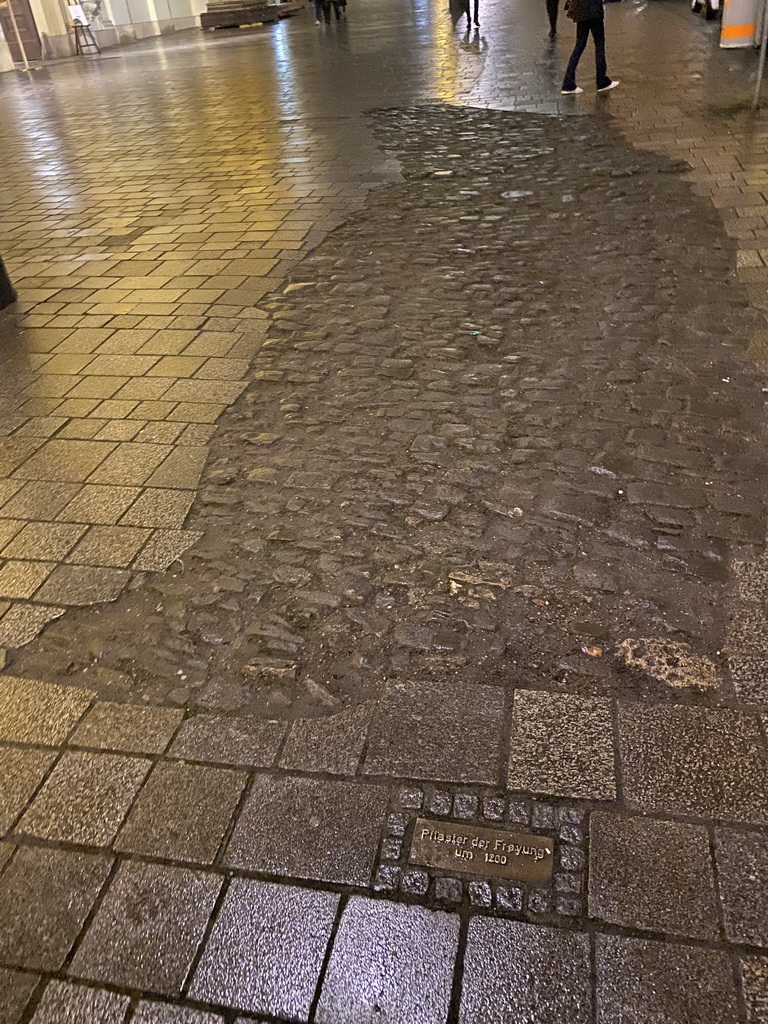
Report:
1,0,768,1018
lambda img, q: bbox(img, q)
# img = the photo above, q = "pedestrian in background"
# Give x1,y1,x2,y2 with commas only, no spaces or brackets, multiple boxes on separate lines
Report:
315,0,330,24
450,0,477,30
561,0,619,94
547,0,558,36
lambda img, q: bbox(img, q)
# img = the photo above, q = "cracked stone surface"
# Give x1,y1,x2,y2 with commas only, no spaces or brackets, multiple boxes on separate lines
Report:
1,0,768,1019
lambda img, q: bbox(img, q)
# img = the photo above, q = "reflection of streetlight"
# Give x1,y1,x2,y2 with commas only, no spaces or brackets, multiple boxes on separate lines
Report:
0,0,31,70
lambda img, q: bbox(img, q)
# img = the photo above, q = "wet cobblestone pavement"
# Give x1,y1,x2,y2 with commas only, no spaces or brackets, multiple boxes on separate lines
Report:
2,0,768,1020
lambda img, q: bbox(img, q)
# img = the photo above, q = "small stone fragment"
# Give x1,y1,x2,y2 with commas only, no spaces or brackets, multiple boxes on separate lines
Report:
616,637,719,690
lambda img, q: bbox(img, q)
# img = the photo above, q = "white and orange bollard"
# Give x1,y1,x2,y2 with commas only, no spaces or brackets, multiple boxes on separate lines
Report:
720,0,758,47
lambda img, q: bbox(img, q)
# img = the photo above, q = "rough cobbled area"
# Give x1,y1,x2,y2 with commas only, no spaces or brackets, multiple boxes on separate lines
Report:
12,105,767,718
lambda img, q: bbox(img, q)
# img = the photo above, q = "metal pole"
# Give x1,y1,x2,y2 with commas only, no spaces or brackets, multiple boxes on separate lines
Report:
754,0,768,107
0,0,31,70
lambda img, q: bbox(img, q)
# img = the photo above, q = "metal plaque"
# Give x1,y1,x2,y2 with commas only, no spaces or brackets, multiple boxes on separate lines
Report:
409,817,554,883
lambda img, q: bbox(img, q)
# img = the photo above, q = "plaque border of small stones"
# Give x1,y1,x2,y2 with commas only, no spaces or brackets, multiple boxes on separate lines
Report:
374,784,587,921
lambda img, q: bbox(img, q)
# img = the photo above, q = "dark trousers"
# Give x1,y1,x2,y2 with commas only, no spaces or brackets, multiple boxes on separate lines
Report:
546,0,558,32
314,0,330,21
562,15,610,90
330,0,346,16
463,0,479,25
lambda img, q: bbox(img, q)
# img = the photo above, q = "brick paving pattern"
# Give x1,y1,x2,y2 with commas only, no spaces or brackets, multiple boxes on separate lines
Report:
0,0,768,1021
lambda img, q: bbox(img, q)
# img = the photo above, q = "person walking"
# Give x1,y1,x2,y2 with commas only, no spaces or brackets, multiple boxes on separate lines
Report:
560,0,619,94
547,0,558,36
315,0,331,24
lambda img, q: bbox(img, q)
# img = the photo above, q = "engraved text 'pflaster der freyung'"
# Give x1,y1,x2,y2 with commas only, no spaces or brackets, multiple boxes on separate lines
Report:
409,818,554,882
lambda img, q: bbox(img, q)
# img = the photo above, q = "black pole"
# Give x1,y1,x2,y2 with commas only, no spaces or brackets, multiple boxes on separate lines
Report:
0,259,16,311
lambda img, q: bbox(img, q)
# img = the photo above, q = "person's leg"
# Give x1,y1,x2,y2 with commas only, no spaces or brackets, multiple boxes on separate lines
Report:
562,20,589,91
591,17,612,88
546,0,558,34
473,0,479,25
314,0,323,22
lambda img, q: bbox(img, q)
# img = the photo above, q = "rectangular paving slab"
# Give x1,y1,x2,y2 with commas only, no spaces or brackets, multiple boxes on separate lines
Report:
617,703,768,824
507,690,616,800
169,713,286,767
459,918,592,1024
588,812,720,939
115,760,247,864
741,957,768,1024
132,1003,225,1024
596,935,739,1024
364,678,505,785
0,846,112,970
28,980,130,1024
189,878,339,1020
70,861,221,996
15,750,151,846
279,703,373,775
0,968,38,1024
225,775,388,886
69,701,183,754
0,676,93,745
715,828,768,946
315,897,459,1024
0,747,55,833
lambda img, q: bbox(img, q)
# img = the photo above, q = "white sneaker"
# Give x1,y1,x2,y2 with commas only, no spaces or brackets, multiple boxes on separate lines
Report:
597,79,620,92
561,86,584,95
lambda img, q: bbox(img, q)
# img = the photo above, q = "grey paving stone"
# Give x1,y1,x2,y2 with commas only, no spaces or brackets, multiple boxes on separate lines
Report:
315,897,459,1024
0,846,112,970
169,713,286,767
459,918,592,1024
364,678,505,784
742,958,768,1024
16,750,151,845
0,747,55,832
35,564,130,606
589,812,719,939
225,775,388,885
596,934,739,1024
716,829,768,945
133,529,202,571
29,980,129,1024
189,878,339,1020
279,702,373,775
115,761,247,864
132,1003,224,1024
507,690,616,800
0,676,93,745
617,703,768,823
0,605,65,649
70,701,183,754
0,968,38,1024
70,861,221,996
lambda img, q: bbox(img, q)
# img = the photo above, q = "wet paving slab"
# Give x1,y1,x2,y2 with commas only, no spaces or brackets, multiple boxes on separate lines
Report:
1,0,768,1019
